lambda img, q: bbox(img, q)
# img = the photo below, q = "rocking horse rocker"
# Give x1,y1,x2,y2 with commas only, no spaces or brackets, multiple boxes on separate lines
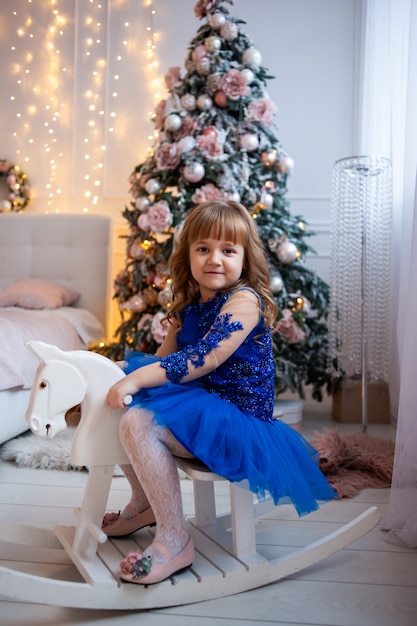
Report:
0,341,381,610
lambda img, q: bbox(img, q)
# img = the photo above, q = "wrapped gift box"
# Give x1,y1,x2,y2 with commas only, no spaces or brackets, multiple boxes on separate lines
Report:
332,380,390,423
274,399,303,433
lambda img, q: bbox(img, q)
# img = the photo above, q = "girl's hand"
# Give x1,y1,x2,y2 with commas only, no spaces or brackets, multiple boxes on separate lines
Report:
105,378,140,409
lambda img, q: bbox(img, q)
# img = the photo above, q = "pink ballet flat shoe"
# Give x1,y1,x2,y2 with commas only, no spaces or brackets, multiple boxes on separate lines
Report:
119,538,194,585
102,505,156,537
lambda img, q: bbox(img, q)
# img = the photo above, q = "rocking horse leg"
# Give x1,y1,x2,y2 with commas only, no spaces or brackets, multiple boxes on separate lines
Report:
55,464,115,582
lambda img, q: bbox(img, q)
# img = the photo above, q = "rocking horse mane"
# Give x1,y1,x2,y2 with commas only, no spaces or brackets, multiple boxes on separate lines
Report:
26,341,130,468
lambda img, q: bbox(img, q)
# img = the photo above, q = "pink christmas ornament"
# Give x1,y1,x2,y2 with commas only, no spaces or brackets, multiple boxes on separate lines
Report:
213,90,228,108
261,150,277,165
197,94,213,110
180,94,197,111
184,162,205,182
220,22,238,41
202,126,217,138
240,133,259,152
191,44,207,62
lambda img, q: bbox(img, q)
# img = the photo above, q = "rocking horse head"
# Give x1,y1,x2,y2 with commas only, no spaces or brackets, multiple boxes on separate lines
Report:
26,341,87,438
25,341,129,466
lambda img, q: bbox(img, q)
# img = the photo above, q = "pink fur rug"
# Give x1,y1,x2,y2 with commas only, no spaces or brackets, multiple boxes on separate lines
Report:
311,429,395,498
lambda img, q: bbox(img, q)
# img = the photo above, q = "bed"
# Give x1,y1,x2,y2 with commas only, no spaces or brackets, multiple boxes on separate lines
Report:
0,212,113,444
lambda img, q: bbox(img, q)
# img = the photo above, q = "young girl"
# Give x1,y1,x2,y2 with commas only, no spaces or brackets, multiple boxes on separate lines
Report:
103,200,336,585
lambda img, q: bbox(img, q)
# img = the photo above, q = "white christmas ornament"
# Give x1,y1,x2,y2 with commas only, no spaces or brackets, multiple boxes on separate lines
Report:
270,274,284,293
240,133,259,152
277,241,298,264
279,156,295,173
224,190,241,202
209,13,226,29
241,68,255,84
145,178,161,195
184,162,205,183
242,47,262,67
205,36,221,52
197,94,213,110
261,192,273,208
196,57,211,76
164,113,182,132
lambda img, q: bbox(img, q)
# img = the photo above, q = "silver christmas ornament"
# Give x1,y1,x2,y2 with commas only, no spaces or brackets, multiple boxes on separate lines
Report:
145,178,161,195
164,113,182,132
277,241,298,264
135,196,150,211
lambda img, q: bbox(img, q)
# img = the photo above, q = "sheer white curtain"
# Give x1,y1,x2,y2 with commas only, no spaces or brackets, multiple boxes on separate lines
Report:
358,0,417,547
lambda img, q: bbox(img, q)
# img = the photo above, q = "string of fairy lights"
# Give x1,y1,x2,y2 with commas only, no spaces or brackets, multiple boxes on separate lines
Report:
6,0,158,212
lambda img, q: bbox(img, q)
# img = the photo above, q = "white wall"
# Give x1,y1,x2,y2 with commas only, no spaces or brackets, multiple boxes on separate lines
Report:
0,0,361,287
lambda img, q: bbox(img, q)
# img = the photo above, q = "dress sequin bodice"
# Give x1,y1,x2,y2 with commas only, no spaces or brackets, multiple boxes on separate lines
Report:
174,291,275,422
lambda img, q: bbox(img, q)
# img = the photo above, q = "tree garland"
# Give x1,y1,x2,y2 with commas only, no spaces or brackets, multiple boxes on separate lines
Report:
0,160,31,212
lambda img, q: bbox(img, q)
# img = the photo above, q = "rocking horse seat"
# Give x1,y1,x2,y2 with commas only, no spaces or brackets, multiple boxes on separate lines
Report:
174,456,271,563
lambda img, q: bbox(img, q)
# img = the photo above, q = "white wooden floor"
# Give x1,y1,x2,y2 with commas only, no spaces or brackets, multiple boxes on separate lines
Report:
1,395,416,626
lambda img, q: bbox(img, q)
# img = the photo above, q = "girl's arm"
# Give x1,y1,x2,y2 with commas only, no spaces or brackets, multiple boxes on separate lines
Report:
160,289,261,384
105,290,260,408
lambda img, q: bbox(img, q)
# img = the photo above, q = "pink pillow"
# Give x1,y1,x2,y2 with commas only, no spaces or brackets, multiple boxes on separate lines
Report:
0,278,80,309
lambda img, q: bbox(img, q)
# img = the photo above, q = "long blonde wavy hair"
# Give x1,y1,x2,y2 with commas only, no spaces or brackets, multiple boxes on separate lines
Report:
168,201,278,328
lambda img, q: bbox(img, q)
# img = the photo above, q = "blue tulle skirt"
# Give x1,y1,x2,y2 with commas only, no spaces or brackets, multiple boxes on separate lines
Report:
124,354,337,517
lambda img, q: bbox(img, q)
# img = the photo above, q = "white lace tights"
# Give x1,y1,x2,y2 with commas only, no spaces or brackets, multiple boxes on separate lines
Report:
118,407,194,557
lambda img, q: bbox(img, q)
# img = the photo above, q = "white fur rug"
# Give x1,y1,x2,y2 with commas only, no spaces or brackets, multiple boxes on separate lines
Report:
0,428,123,475
0,428,82,471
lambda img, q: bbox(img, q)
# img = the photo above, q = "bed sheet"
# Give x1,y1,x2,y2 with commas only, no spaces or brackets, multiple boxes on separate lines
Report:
0,307,104,391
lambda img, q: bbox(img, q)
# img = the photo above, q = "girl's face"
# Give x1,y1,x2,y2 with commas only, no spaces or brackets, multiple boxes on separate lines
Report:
189,236,245,302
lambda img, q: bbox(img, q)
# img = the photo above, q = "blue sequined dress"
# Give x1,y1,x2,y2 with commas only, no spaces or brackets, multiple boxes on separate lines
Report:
124,290,337,516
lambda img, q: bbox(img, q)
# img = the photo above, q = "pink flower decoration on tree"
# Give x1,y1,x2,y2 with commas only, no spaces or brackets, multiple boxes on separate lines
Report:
219,69,250,100
194,0,218,19
151,311,168,344
196,134,224,160
172,115,198,140
154,100,166,129
148,200,173,233
191,183,223,204
276,309,306,344
165,67,182,91
155,142,182,170
247,98,278,127
191,44,207,62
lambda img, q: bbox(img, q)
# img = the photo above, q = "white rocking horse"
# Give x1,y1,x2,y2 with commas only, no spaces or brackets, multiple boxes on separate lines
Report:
0,341,381,610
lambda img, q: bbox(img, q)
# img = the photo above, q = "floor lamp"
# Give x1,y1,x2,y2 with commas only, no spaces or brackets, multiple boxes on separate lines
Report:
329,155,392,430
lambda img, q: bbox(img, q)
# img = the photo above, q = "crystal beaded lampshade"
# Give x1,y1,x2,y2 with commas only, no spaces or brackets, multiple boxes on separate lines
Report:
328,156,392,425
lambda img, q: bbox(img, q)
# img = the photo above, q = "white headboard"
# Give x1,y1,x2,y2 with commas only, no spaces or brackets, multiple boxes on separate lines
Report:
0,213,113,334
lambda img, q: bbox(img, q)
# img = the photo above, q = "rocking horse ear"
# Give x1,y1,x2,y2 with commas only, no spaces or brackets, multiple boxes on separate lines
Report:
26,340,65,364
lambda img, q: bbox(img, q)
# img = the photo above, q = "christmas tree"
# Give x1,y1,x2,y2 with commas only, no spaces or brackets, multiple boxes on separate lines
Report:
99,0,332,401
